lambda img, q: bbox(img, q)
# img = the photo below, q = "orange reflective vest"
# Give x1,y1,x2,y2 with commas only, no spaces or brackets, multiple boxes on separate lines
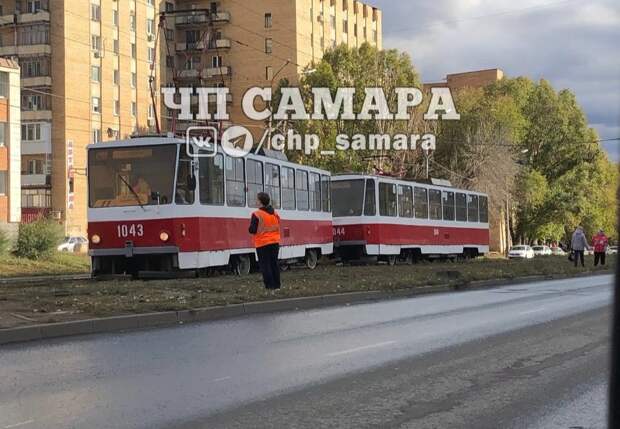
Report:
253,209,281,248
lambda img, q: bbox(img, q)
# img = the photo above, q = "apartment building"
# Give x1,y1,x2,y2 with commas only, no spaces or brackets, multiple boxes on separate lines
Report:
0,0,161,234
162,0,382,133
0,57,20,228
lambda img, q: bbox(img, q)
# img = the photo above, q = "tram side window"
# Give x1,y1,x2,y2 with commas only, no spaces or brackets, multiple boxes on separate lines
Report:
414,187,429,219
456,192,467,221
265,163,281,209
364,179,376,216
281,167,296,210
175,150,196,205
225,157,245,207
479,196,489,223
247,159,264,208
442,191,455,221
199,153,224,205
321,175,331,212
379,182,397,217
309,173,321,212
398,185,413,218
296,170,309,211
468,194,479,222
429,189,442,220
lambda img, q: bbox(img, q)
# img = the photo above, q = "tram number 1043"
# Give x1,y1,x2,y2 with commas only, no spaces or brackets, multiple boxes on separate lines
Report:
117,224,145,238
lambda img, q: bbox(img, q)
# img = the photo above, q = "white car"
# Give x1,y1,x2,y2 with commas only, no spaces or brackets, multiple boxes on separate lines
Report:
607,246,618,255
57,236,88,253
508,245,535,259
532,245,552,256
551,247,566,256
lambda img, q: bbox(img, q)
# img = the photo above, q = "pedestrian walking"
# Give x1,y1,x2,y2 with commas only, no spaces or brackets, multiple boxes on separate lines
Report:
249,192,281,290
570,226,589,268
592,229,609,267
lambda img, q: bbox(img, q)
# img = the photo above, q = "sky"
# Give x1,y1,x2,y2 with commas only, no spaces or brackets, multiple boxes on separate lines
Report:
371,0,620,161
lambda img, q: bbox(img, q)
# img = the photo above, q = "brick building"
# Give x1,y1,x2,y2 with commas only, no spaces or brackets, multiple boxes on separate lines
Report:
0,0,162,235
0,57,20,231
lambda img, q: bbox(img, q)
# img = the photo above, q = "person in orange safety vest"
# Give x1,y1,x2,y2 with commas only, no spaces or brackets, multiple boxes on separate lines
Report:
248,192,282,289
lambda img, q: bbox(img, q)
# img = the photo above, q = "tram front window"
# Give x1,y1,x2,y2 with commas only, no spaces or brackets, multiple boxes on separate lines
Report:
89,145,177,208
332,180,365,217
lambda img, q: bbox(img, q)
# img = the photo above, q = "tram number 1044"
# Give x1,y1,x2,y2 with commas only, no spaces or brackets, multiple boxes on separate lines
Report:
117,224,145,238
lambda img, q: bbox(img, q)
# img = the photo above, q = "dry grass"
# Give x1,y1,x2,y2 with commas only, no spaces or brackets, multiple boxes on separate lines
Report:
0,253,90,278
0,255,613,328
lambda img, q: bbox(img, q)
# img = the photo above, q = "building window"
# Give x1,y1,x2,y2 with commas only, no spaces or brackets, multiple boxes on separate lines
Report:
0,72,8,98
146,19,155,35
92,129,101,143
21,123,42,141
264,13,272,28
91,4,100,22
165,2,174,12
166,55,175,68
130,14,136,32
91,65,101,82
91,35,101,51
265,66,273,81
17,24,49,45
113,69,119,85
148,105,154,119
27,0,44,13
131,43,136,59
147,0,155,6
211,55,222,68
343,19,348,33
113,10,119,27
0,122,5,146
265,38,273,54
131,72,137,88
92,97,101,113
114,100,120,116
22,188,52,209
0,172,7,196
113,39,119,55
147,47,155,63
131,102,137,116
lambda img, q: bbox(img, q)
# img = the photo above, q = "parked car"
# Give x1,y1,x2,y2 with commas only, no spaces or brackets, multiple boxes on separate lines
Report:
607,246,618,255
551,247,566,256
508,245,535,259
532,245,552,256
57,236,88,253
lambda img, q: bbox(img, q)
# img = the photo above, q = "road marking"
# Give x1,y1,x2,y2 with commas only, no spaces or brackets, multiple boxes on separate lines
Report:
520,308,547,315
327,341,397,357
211,376,232,383
4,420,35,429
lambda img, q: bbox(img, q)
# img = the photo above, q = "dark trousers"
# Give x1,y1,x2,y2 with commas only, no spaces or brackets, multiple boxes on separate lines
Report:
594,252,606,266
257,243,281,289
573,250,585,267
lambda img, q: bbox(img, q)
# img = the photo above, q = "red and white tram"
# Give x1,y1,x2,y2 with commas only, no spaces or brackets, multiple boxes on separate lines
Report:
87,137,333,277
331,174,489,263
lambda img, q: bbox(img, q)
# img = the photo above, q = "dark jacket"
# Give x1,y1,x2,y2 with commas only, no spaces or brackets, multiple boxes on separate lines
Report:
248,206,276,235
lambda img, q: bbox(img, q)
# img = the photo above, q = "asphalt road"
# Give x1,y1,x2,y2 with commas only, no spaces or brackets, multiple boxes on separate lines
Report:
0,274,613,429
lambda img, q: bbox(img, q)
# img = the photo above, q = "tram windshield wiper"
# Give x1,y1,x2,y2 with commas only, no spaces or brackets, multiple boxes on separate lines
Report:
118,174,146,211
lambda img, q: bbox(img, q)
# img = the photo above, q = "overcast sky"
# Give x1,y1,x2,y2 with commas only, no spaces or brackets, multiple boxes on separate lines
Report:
371,0,620,161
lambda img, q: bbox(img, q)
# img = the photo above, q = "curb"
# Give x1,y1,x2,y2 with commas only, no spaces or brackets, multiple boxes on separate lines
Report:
0,273,91,286
0,270,613,346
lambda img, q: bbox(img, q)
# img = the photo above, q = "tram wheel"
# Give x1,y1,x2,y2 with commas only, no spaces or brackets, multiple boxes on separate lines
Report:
305,249,319,270
233,255,252,276
387,255,397,266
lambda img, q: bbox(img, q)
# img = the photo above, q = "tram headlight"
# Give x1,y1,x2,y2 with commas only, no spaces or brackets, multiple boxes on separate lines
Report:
159,231,170,242
91,234,101,245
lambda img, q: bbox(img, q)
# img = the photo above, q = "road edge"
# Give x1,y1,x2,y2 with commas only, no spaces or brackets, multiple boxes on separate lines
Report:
0,270,613,346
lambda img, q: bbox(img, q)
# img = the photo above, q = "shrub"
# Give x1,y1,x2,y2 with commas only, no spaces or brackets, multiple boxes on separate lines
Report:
0,228,10,256
14,220,64,260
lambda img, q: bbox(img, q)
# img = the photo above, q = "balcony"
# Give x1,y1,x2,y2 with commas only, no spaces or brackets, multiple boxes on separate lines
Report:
21,110,52,121
174,10,230,26
176,41,205,52
203,66,231,78
21,140,51,155
208,38,231,50
21,173,50,187
0,10,50,26
0,44,51,56
178,69,200,79
21,76,52,87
